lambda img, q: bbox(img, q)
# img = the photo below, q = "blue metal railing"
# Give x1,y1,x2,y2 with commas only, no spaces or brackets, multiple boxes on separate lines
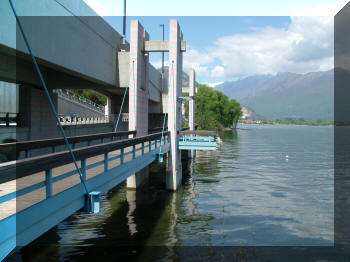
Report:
178,134,217,151
0,140,163,204
0,131,136,163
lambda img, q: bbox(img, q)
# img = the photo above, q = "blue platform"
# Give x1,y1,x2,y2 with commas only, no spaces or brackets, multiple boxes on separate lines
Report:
178,134,217,151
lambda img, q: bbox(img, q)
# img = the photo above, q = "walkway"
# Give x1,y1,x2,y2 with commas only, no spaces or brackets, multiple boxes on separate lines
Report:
0,131,170,260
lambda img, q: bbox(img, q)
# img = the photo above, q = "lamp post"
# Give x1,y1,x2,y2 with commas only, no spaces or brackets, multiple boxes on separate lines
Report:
122,0,126,45
159,24,165,76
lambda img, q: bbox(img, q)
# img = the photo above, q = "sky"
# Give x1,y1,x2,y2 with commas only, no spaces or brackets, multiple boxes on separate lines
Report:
84,0,347,85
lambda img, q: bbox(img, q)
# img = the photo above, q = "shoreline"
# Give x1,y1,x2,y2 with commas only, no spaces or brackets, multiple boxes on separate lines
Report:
237,122,334,127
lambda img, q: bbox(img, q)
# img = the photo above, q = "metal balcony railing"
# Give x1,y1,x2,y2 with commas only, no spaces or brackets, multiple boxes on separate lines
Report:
53,89,105,113
57,113,129,126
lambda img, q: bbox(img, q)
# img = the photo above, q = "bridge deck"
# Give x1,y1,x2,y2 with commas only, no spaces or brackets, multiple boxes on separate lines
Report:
0,143,151,220
0,132,170,260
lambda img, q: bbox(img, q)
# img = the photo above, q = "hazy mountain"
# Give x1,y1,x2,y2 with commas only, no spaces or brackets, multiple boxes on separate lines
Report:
216,70,334,121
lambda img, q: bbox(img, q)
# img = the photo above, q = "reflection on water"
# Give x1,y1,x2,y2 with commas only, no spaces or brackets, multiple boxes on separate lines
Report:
14,124,336,261
126,190,138,236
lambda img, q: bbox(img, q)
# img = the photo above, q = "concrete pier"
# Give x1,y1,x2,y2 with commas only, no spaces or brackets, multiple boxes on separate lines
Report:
127,20,150,189
189,69,196,158
189,69,196,132
166,20,184,191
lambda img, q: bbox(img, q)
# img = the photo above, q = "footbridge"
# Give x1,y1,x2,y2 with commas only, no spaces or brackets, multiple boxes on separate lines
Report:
0,131,170,259
0,127,216,260
0,0,217,260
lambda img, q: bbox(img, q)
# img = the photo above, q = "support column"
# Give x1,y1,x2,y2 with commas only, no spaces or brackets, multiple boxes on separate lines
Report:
189,69,196,158
127,20,149,189
19,85,58,141
166,19,183,191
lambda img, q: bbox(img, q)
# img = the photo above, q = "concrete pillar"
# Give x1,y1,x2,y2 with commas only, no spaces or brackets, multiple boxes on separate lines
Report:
189,69,195,131
189,69,196,158
19,85,58,141
166,19,183,191
126,20,150,189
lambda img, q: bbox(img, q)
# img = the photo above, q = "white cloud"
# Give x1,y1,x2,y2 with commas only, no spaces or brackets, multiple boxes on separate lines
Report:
182,48,212,76
83,0,337,80
182,16,334,79
211,66,225,78
205,81,224,88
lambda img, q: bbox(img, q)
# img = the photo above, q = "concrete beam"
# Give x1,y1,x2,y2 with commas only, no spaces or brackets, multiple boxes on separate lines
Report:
1,0,166,101
117,51,130,88
144,40,186,52
0,0,127,88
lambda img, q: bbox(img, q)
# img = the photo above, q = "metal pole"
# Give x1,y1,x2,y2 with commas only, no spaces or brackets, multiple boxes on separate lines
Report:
160,24,165,76
123,0,126,44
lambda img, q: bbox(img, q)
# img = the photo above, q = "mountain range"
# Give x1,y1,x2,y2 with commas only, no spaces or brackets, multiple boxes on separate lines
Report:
215,70,334,121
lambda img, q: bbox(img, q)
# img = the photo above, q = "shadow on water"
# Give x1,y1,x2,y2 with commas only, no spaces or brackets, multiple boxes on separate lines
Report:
12,157,221,262
11,161,184,262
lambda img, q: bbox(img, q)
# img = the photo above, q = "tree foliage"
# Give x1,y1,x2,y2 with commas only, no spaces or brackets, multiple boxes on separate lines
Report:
195,84,242,130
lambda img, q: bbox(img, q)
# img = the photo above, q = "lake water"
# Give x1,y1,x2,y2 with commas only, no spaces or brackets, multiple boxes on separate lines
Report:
15,124,334,261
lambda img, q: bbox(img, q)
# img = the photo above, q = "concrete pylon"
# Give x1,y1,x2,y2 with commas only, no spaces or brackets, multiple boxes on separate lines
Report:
166,19,183,191
127,20,149,189
189,69,195,131
189,69,196,158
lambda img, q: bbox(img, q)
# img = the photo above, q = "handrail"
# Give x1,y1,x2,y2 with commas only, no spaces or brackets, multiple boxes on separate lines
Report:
58,115,111,125
0,131,136,154
179,130,216,136
0,131,170,182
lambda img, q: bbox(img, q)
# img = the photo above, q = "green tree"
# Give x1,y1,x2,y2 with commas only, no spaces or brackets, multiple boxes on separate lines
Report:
195,84,242,130
64,89,107,106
